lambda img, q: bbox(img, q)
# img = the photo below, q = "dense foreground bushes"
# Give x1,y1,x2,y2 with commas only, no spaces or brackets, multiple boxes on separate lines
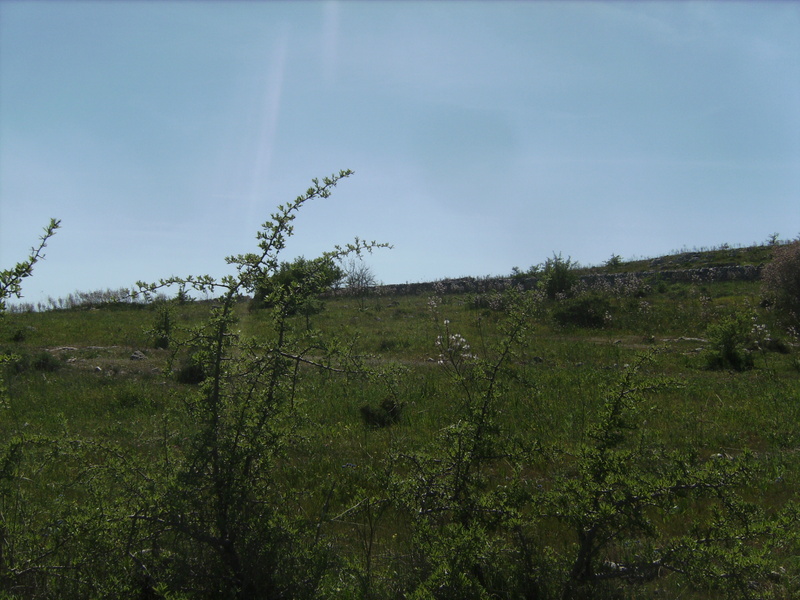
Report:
2,184,800,599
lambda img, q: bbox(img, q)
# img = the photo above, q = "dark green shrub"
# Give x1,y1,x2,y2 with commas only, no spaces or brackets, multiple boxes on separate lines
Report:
175,354,205,384
540,253,578,299
704,312,755,371
33,350,62,372
385,291,539,597
150,303,172,349
360,398,403,428
10,327,28,342
131,171,388,598
604,253,622,270
10,349,62,373
115,387,144,408
251,255,342,313
763,336,791,354
544,352,792,598
376,337,409,353
552,292,611,328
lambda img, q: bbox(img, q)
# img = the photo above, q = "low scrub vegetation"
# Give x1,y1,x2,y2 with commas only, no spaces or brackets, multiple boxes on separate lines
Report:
2,187,800,599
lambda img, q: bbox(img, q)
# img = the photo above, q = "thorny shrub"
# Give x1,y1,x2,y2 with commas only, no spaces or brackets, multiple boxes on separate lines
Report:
129,170,389,598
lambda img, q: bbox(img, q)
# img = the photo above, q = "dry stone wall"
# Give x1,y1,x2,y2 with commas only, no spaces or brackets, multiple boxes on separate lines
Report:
365,265,762,297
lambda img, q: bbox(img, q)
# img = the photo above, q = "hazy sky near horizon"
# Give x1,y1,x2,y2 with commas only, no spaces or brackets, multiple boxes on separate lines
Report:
1,1,799,305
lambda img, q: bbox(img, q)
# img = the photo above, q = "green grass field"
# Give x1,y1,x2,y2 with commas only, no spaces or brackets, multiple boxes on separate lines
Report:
2,244,799,599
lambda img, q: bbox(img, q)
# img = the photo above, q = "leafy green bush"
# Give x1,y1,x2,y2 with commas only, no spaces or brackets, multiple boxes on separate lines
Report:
150,302,172,349
704,312,755,371
132,171,388,597
5,348,62,375
9,326,29,342
544,353,791,598
540,253,578,300
174,353,205,384
32,350,62,372
604,253,623,270
360,398,403,428
250,255,342,321
384,290,539,598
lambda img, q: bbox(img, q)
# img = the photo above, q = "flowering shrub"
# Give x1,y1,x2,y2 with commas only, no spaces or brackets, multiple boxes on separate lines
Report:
470,290,506,311
573,273,651,299
435,322,476,365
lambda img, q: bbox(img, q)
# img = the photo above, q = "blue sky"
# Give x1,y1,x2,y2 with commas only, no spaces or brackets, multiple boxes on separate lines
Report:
1,1,798,305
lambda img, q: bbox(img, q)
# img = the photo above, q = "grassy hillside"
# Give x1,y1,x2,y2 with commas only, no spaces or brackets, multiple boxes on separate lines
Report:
579,243,776,274
2,242,799,599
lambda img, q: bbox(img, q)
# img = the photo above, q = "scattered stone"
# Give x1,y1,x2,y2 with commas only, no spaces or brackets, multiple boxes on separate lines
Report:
94,366,102,372
130,350,147,360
